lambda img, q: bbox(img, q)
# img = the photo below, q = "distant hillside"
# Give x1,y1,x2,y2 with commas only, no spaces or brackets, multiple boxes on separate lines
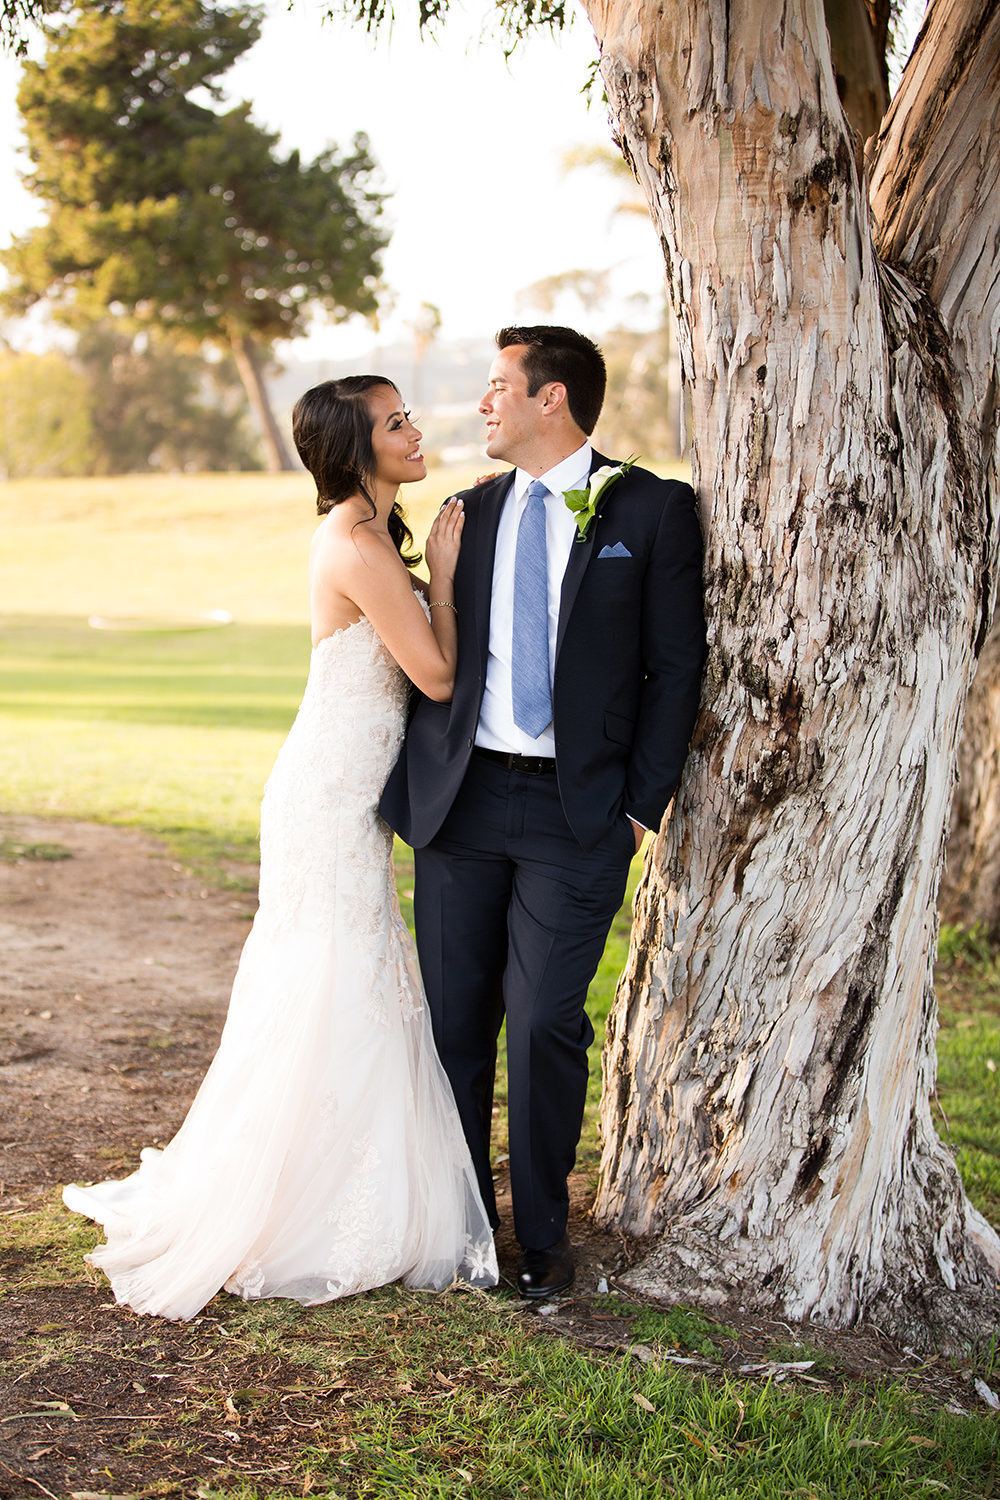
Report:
270,336,497,463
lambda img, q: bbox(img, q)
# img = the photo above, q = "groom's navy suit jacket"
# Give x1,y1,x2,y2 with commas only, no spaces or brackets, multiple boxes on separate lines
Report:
380,452,706,853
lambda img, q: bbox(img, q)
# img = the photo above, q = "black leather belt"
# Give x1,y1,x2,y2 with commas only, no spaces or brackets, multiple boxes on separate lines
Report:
474,747,557,776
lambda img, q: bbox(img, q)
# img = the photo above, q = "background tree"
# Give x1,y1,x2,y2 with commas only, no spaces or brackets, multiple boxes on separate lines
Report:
0,348,95,478
0,324,261,475
0,0,42,54
1,0,388,470
330,0,1000,1349
408,299,442,410
75,323,261,474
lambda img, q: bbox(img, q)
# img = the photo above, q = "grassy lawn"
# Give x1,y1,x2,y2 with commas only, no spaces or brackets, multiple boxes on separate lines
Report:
2,473,999,1498
0,467,480,866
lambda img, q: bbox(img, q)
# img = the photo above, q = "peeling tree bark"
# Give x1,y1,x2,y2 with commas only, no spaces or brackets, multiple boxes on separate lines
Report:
941,628,1000,929
583,0,1000,1348
879,0,1000,934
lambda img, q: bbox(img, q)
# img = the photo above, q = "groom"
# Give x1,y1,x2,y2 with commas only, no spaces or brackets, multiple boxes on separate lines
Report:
381,326,706,1298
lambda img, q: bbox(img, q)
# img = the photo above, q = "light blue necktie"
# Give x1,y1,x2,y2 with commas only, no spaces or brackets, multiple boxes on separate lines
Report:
511,479,552,738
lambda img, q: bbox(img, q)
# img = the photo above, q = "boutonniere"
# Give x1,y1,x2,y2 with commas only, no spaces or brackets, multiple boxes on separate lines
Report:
562,456,638,543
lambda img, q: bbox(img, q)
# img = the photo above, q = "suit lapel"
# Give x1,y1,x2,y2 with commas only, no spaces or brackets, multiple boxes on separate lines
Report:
472,471,514,673
555,450,614,664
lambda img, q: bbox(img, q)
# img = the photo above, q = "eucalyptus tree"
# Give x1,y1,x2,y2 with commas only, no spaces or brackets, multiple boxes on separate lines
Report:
589,1,1000,1353
2,0,388,469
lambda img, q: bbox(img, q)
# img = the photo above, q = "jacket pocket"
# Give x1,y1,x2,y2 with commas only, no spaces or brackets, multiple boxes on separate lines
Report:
604,709,635,746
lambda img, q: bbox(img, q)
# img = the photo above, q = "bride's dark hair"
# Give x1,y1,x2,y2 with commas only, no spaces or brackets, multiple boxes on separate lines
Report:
291,376,421,570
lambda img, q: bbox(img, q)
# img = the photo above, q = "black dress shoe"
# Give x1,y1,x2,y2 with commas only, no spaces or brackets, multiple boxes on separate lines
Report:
516,1235,574,1300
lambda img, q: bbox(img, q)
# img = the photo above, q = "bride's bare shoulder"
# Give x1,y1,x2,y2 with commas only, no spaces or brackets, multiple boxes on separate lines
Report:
311,500,372,557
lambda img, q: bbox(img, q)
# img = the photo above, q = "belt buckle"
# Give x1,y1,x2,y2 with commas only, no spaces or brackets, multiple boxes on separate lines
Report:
518,755,547,776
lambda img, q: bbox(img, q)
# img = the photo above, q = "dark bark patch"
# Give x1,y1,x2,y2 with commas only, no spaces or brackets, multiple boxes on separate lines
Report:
795,1135,831,1197
876,258,984,626
817,764,925,1128
788,138,854,220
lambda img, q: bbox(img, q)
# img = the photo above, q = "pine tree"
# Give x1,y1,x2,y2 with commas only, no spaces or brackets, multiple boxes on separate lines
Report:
2,0,388,469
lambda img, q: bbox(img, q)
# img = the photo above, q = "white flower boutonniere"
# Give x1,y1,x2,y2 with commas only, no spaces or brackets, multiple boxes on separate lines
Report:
562,456,638,543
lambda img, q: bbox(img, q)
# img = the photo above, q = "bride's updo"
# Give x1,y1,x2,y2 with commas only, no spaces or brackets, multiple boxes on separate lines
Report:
291,376,421,569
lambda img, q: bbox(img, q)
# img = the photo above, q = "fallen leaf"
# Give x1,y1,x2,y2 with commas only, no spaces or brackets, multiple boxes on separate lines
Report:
633,1393,656,1413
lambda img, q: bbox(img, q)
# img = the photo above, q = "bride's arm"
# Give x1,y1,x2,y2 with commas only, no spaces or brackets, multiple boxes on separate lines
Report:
314,500,465,701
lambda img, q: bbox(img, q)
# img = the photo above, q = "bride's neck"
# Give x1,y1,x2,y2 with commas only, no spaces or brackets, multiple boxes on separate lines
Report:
370,478,400,526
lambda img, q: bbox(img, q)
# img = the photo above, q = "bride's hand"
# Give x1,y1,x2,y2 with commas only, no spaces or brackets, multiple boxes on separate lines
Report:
474,472,501,485
425,496,465,581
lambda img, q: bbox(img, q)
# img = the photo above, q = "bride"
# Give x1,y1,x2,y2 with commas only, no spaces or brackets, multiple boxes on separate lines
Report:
63,376,498,1318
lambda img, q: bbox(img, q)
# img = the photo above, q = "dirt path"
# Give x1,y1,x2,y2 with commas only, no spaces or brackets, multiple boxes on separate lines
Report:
1,815,253,1198
0,813,610,1275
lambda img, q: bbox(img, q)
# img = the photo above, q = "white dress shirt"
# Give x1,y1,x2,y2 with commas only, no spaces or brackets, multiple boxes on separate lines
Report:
476,443,592,756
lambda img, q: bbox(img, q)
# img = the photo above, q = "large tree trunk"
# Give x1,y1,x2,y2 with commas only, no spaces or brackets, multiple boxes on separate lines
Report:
904,2,1000,934
230,332,295,472
824,0,889,150
941,633,1000,929
584,0,1000,1349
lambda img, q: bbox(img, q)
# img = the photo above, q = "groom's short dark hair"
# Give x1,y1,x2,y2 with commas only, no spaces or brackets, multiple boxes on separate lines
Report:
496,325,606,435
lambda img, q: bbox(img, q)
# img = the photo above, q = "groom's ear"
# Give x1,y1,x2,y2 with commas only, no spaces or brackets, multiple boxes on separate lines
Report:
538,381,568,416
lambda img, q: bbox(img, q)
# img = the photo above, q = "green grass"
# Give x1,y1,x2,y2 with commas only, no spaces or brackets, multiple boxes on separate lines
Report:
0,613,307,865
0,467,484,869
0,834,73,861
1,472,332,623
3,1265,997,1499
935,925,1000,1230
293,1349,995,1499
0,1193,103,1292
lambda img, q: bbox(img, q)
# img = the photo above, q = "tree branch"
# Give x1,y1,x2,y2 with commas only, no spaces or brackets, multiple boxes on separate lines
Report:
0,0,45,56
870,0,1000,447
322,0,569,42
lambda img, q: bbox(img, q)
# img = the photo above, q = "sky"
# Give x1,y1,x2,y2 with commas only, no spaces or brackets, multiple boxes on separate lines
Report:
0,1,666,360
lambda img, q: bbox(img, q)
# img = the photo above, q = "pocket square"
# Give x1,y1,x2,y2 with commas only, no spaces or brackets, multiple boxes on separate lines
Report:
597,542,632,559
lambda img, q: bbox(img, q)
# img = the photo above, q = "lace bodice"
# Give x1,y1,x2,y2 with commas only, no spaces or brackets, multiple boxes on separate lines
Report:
257,617,410,936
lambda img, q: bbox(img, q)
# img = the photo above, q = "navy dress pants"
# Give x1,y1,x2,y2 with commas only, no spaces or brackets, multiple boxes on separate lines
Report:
413,751,635,1250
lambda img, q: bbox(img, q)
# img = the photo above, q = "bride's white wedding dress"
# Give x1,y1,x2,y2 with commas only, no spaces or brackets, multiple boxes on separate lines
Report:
63,616,498,1319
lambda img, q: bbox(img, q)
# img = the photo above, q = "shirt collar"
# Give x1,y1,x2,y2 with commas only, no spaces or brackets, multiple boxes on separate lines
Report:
513,442,592,504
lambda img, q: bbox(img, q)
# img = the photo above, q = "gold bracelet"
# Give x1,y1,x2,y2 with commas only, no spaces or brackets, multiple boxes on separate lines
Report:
429,600,458,614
